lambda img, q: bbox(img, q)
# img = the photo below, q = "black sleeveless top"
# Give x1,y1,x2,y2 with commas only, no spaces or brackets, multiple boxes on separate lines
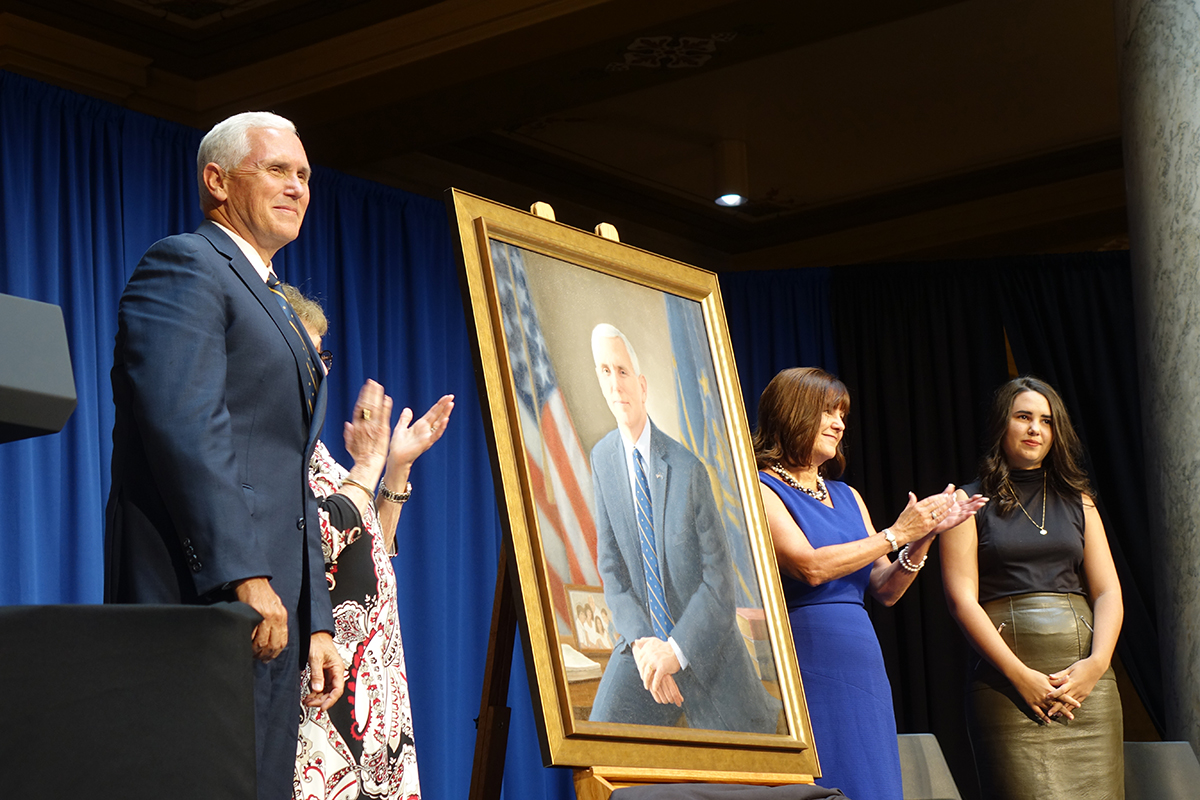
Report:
962,467,1086,604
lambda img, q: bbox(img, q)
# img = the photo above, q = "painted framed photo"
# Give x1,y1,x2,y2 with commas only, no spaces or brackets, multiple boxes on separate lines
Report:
566,584,617,655
449,189,818,777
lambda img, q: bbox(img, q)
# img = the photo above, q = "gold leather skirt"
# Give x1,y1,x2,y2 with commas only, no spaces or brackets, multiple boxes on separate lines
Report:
966,593,1124,800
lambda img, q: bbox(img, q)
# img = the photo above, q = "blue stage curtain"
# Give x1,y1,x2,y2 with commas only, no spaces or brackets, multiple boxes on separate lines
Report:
0,74,208,604
720,267,838,428
0,70,568,800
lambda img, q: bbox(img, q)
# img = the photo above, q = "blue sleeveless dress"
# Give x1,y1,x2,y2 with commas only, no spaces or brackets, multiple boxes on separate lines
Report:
760,472,902,800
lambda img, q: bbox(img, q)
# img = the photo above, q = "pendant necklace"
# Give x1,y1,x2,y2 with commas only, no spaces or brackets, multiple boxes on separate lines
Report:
770,464,828,502
1013,472,1048,535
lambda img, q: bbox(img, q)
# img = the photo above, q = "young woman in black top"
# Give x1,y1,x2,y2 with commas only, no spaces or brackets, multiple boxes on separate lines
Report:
941,376,1124,800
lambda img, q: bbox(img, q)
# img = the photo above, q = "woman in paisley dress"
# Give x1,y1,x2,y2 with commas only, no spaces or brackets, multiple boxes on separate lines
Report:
287,285,454,800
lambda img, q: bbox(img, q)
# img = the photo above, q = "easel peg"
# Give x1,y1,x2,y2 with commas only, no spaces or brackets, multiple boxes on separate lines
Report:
530,201,556,221
594,222,620,242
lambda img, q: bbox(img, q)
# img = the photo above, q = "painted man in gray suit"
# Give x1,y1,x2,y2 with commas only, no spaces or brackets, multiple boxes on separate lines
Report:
586,323,777,732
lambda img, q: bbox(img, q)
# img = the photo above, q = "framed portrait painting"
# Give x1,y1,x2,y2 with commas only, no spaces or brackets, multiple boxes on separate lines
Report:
448,189,818,777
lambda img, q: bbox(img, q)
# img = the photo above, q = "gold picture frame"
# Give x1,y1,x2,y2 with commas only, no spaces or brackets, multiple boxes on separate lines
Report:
448,189,818,776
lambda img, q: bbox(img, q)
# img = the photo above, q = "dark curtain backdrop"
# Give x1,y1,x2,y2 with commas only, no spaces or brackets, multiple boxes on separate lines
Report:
0,70,1160,800
991,251,1163,740
830,254,1163,789
726,256,1161,799
828,262,1014,799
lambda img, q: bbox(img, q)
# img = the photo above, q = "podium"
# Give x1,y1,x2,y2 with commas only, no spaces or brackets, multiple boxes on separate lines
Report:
0,603,259,800
0,292,76,443
0,297,255,798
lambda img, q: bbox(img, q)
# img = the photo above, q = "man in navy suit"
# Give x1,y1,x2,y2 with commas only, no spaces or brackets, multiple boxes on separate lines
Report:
105,112,342,799
586,323,778,733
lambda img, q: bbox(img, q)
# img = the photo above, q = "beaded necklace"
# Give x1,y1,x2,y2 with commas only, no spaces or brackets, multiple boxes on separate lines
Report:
769,464,829,502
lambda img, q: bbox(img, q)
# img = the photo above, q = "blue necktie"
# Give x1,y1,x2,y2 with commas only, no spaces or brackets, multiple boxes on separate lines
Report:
634,447,673,639
265,272,319,419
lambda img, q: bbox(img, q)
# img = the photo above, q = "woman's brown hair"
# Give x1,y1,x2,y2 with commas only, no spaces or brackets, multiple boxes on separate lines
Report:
979,376,1093,515
753,367,850,479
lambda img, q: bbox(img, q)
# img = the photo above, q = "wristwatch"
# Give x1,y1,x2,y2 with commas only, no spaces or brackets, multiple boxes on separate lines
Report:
378,479,412,504
881,528,899,552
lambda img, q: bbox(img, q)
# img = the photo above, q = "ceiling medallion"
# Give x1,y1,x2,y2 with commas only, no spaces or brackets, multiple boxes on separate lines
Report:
114,0,278,28
607,33,737,72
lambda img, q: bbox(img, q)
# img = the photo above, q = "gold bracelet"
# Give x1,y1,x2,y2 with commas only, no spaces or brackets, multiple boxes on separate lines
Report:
378,479,412,504
341,477,376,499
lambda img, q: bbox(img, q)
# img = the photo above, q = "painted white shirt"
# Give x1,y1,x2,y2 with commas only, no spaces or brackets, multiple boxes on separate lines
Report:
615,418,688,669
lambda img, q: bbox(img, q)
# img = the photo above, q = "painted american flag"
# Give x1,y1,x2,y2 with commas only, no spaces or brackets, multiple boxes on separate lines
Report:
491,240,600,635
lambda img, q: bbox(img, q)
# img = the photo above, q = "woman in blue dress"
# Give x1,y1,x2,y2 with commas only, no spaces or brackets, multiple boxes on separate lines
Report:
753,367,985,800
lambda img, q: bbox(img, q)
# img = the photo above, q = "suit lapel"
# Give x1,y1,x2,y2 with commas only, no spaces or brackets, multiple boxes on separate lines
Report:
606,438,636,534
197,221,323,424
306,380,327,453
604,437,643,593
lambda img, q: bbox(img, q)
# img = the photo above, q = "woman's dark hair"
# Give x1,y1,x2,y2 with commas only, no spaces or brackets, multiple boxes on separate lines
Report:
753,367,849,479
979,376,1092,515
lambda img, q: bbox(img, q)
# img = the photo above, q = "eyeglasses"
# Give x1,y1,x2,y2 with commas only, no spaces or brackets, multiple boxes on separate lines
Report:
319,350,333,369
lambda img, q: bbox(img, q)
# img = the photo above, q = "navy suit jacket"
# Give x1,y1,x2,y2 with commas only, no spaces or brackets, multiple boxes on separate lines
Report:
105,221,332,637
590,420,772,728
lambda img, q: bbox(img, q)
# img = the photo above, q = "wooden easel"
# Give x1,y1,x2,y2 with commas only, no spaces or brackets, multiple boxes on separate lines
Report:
465,206,815,799
468,548,518,800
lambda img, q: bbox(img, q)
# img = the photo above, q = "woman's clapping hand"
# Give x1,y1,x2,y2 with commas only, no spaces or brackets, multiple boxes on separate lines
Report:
386,394,454,476
343,379,393,474
933,491,988,533
890,487,954,545
891,485,987,545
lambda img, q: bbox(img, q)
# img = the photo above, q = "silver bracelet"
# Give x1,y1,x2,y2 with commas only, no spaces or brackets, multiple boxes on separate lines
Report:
377,479,411,504
897,544,926,573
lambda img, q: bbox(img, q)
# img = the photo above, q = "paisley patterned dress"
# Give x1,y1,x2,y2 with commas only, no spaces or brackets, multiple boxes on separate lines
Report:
294,442,421,800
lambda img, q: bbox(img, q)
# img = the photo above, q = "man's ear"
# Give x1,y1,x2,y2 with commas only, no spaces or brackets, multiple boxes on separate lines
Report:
202,162,228,205
639,374,648,400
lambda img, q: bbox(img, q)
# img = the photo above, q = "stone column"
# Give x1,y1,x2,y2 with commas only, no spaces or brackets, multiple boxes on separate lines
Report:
1115,0,1200,752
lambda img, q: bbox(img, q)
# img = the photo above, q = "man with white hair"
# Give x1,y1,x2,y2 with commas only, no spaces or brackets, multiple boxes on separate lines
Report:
587,323,777,732
105,111,342,799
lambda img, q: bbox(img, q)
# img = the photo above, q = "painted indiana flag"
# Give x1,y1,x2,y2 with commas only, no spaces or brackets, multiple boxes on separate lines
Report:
491,240,600,634
665,293,762,610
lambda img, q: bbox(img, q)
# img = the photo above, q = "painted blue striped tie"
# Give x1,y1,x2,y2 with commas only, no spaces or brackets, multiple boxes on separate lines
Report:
265,272,319,419
634,447,673,639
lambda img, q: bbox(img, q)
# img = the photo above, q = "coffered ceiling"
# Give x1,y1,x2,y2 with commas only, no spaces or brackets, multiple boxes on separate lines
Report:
0,0,1126,270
